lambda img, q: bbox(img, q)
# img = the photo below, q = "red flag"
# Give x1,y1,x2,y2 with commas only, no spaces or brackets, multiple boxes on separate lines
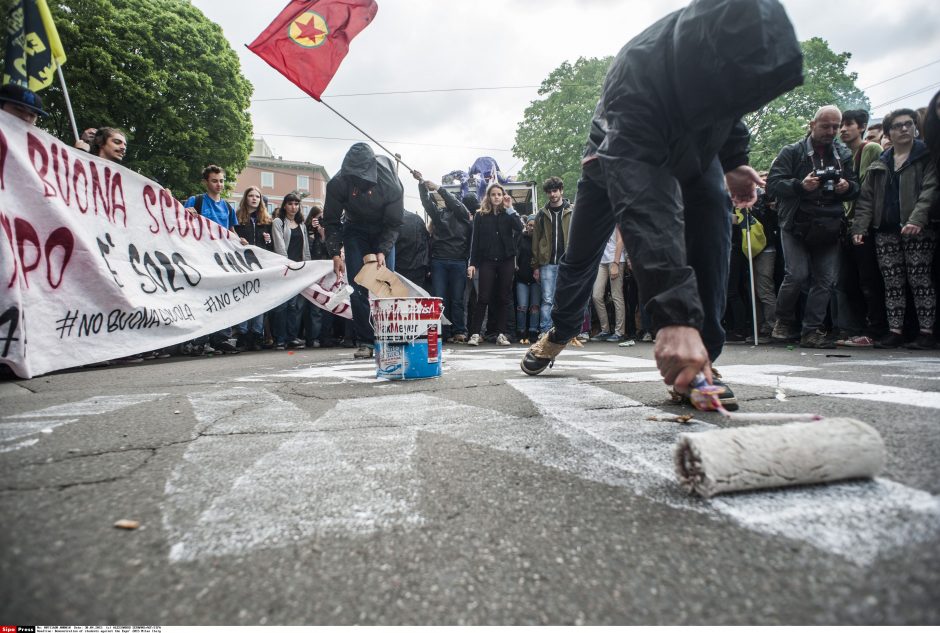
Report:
248,0,378,101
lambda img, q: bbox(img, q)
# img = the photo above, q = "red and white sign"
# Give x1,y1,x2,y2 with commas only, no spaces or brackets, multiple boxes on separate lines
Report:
0,111,351,378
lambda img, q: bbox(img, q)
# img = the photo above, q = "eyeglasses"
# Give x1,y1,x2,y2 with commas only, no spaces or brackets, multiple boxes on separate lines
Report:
890,120,916,131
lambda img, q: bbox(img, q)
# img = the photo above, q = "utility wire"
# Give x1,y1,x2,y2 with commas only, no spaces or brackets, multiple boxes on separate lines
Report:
871,81,940,110
252,85,542,102
861,58,940,90
257,132,512,152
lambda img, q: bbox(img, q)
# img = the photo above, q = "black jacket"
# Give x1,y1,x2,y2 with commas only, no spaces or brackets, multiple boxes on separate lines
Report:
766,136,860,233
515,231,536,284
394,210,430,271
324,143,404,257
585,0,803,333
419,183,472,261
233,214,273,251
469,210,523,267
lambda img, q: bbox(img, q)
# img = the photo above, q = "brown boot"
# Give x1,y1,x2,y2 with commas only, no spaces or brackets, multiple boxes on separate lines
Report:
520,330,569,376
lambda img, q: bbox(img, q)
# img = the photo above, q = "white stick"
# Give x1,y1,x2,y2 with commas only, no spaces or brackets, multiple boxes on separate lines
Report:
56,65,80,143
744,209,760,346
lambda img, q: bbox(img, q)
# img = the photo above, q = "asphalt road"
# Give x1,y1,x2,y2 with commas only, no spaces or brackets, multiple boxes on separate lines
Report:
1,341,939,625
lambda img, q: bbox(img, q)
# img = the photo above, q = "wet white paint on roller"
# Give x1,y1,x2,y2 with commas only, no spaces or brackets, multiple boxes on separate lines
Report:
507,377,940,566
6,394,168,418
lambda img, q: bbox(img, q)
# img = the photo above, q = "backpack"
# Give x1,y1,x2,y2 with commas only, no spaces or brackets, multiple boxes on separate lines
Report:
734,208,767,259
193,194,237,229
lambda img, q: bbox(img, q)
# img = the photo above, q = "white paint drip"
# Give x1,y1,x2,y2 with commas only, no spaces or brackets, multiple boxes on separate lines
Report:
6,394,169,418
506,377,940,566
0,438,39,453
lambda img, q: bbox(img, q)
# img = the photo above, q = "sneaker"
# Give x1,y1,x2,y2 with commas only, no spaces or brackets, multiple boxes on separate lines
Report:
874,332,904,349
520,329,569,376
196,344,218,356
669,369,739,412
800,329,836,349
838,335,874,348
618,338,636,347
496,333,511,346
725,332,747,344
590,331,612,342
905,333,936,350
577,332,590,342
467,333,481,347
215,339,240,354
711,369,739,411
771,320,800,341
288,338,306,350
605,334,622,343
353,344,374,359
307,340,321,349
340,338,355,349
641,332,653,343
452,333,468,344
274,342,286,351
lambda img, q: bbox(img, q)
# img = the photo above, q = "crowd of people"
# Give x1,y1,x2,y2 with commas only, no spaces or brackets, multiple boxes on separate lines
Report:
3,73,938,372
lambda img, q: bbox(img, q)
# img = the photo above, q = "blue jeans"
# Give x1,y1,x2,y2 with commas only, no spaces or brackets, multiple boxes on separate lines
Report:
301,298,322,345
776,230,840,333
538,263,559,333
234,315,264,336
515,281,541,332
271,295,303,345
343,225,396,347
431,258,468,337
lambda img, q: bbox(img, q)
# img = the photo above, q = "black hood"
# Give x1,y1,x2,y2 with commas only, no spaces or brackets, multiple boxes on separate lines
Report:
671,0,803,127
340,142,378,185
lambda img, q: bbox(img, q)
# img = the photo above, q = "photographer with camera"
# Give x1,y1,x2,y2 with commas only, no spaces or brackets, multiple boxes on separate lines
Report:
767,105,860,348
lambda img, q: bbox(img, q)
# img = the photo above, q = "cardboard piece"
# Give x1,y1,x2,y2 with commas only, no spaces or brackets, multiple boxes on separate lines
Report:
354,254,425,298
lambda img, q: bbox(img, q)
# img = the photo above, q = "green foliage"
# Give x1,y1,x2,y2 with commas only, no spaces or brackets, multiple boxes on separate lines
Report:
513,56,611,194
1,0,253,195
746,37,870,170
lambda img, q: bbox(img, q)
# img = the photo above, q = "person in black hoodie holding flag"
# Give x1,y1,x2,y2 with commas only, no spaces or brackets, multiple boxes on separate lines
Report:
519,0,804,412
324,143,405,359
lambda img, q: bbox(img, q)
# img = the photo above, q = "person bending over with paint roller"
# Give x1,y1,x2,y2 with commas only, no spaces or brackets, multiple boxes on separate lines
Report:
324,143,405,360
518,0,804,413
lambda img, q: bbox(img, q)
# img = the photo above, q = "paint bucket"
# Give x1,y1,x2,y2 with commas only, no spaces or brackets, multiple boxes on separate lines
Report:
370,297,443,380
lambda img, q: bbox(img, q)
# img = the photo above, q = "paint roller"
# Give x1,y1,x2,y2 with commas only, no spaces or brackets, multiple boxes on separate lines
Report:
674,418,886,498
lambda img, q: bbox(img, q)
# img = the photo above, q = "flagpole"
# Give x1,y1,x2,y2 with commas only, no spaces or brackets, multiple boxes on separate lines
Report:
744,208,760,346
56,65,80,143
318,98,414,172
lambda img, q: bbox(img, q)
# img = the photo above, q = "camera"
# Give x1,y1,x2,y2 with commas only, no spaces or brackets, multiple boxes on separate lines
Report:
814,166,842,195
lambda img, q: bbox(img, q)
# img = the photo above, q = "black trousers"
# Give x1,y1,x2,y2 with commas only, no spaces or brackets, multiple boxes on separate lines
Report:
470,259,514,336
550,158,731,362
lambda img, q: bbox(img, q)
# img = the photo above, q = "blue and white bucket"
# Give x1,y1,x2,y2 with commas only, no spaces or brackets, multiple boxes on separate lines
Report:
370,297,443,380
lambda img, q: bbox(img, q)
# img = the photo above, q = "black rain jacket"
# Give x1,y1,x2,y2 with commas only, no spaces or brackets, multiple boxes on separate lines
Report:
419,183,472,261
324,143,405,258
394,210,431,271
586,0,803,333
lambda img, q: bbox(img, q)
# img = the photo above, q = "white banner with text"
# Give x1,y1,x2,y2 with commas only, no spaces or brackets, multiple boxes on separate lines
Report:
0,111,350,378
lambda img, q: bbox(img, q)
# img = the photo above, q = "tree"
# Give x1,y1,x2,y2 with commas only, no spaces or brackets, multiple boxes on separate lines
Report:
513,57,611,193
745,37,870,171
0,0,254,195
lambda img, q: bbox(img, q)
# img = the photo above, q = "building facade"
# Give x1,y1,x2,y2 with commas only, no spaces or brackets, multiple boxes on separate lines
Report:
227,138,330,217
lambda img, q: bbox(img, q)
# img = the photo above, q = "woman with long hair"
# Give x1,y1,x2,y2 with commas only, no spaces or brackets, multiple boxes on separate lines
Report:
466,183,523,346
232,186,274,350
271,193,311,350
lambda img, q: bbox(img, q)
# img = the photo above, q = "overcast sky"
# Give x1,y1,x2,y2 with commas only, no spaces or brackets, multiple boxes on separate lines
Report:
190,0,940,208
